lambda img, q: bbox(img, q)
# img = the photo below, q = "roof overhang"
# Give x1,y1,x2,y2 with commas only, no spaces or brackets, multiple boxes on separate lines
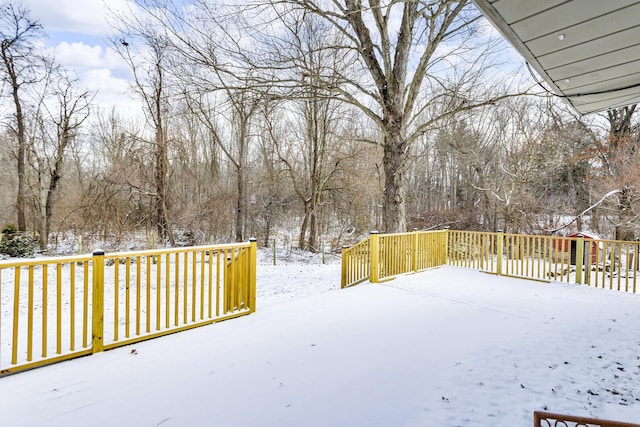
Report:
472,0,640,115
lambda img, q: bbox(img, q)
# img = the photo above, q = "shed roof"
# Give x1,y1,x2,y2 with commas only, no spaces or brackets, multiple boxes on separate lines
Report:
567,232,600,240
472,0,640,114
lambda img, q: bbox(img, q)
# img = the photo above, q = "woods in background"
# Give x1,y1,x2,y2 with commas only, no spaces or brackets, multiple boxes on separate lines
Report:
1,0,639,254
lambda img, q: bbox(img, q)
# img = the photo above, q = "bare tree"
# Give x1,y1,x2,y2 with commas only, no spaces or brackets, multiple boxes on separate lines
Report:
268,13,354,250
37,71,92,249
252,102,289,246
82,111,144,243
112,28,176,246
183,86,261,242
111,0,266,242
602,105,638,240
0,2,44,231
169,104,225,241
0,132,15,225
228,89,259,242
407,95,566,233
119,0,526,234
246,0,522,232
608,105,637,145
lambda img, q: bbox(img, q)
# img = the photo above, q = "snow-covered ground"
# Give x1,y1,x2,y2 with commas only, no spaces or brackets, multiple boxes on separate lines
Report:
255,248,342,306
1,251,640,426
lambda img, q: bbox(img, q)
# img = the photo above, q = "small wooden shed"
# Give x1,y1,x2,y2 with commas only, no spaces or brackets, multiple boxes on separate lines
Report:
553,233,599,265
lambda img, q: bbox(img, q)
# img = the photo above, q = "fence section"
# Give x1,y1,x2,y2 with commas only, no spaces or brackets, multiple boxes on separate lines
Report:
1,240,256,376
448,231,640,291
343,230,640,294
448,230,499,273
588,238,639,292
448,231,576,282
0,254,94,374
341,230,448,287
415,230,448,271
341,238,370,288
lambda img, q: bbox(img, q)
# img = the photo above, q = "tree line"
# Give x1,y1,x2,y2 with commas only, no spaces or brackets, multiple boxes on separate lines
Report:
1,0,638,255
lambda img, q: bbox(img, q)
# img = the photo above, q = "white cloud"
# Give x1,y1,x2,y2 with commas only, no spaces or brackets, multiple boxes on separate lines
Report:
82,68,142,116
41,41,139,115
52,42,105,69
23,0,136,36
51,42,129,76
83,68,129,95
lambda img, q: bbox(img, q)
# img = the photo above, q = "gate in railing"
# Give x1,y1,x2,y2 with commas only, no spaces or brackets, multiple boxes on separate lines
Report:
0,239,257,376
342,230,640,293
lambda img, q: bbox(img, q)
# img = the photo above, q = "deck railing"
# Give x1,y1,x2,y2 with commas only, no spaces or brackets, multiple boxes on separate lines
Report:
534,410,640,427
342,230,640,294
0,239,256,376
341,238,370,288
341,230,448,288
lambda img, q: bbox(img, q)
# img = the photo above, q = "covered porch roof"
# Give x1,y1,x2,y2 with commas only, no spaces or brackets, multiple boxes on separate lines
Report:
472,0,640,114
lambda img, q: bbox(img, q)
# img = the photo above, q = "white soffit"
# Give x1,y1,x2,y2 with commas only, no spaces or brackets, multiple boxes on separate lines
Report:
472,0,640,114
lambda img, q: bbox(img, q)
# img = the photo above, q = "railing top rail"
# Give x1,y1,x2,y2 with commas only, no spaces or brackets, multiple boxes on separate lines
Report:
105,242,251,259
0,242,253,268
587,237,640,245
379,229,449,238
500,233,562,239
450,230,622,242
377,231,412,238
0,253,93,269
343,228,450,251
416,229,450,234
344,239,369,250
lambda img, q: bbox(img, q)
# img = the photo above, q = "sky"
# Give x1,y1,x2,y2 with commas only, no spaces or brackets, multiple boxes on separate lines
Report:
21,0,138,113
17,0,526,118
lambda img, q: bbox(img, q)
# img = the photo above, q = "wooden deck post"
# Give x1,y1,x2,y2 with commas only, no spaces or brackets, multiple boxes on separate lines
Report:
370,231,379,283
496,231,504,276
575,234,584,284
91,250,105,353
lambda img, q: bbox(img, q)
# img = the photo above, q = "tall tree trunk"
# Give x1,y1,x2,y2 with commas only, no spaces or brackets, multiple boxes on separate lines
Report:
16,102,26,231
308,198,319,252
608,105,636,145
616,186,635,241
608,105,637,240
0,6,41,232
43,159,62,250
235,120,248,242
382,124,407,233
43,122,69,249
236,160,246,242
298,201,310,249
155,130,166,241
9,72,27,231
155,123,175,246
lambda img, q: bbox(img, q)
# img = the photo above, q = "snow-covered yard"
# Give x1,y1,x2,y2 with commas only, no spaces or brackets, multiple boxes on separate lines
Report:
1,250,640,426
